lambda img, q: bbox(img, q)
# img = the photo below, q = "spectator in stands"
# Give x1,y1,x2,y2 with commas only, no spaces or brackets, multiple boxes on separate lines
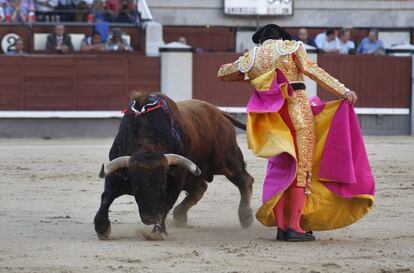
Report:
178,37,187,45
105,28,132,51
105,0,120,20
315,29,340,53
357,29,385,55
80,30,105,52
295,28,317,48
5,0,28,23
116,0,135,23
91,0,111,22
0,4,5,21
6,38,28,55
56,0,75,21
338,28,355,54
46,24,73,53
35,0,58,22
75,0,92,22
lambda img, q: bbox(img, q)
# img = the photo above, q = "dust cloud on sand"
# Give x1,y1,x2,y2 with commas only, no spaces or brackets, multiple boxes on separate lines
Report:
0,135,413,273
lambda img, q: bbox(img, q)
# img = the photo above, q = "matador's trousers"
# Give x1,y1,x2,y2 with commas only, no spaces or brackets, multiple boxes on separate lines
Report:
286,90,316,188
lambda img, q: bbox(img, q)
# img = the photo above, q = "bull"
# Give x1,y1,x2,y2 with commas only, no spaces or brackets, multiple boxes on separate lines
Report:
94,92,254,240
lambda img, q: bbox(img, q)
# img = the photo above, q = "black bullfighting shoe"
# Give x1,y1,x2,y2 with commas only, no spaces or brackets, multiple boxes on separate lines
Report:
286,228,316,242
276,228,287,241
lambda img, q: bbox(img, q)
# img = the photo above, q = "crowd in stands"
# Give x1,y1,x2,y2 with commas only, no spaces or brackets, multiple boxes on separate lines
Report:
6,23,133,54
0,0,139,23
295,28,385,55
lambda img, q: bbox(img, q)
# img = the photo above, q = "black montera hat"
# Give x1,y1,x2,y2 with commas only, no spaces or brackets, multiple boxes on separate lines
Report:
252,24,291,44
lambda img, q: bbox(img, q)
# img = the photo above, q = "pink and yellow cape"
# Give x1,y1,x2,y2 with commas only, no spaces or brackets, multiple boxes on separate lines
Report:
247,69,375,231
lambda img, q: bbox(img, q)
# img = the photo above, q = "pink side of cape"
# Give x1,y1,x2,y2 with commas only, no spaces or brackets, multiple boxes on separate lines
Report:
319,101,376,197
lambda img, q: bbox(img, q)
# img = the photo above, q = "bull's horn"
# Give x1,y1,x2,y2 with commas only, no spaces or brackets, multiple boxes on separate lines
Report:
99,156,131,178
164,154,201,176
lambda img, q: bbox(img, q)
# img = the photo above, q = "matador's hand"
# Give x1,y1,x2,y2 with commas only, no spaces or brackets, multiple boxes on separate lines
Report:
343,91,358,106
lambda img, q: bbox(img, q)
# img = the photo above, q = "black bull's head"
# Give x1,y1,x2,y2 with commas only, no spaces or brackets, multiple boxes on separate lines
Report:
99,152,201,225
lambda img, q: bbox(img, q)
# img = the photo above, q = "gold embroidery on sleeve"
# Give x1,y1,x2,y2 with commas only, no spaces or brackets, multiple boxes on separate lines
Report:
217,60,244,82
294,45,348,96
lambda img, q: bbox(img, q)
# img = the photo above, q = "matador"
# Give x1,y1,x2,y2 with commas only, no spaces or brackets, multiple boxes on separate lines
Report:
218,24,375,242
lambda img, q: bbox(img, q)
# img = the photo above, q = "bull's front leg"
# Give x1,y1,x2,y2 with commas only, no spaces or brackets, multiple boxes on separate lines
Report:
94,173,127,240
94,190,122,240
142,214,168,241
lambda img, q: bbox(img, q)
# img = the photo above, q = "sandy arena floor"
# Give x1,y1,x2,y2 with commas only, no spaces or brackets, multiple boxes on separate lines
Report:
0,135,413,273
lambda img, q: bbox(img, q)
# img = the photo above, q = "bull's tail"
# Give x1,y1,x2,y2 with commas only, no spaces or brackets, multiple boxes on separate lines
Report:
222,112,246,131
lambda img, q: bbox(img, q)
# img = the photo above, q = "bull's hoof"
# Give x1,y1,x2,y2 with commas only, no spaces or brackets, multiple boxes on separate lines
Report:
94,214,111,240
96,222,111,240
239,207,253,229
142,231,168,241
172,207,188,227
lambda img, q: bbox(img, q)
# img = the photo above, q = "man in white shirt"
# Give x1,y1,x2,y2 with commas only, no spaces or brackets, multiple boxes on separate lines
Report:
338,28,355,54
315,29,340,53
0,5,5,21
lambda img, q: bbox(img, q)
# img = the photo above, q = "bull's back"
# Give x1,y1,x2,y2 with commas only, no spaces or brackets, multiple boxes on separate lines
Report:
177,100,236,158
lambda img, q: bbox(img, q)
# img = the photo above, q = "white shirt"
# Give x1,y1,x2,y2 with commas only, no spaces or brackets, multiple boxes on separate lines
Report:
339,40,355,54
315,32,341,52
56,35,63,46
36,0,58,12
315,32,325,49
0,7,4,20
317,37,340,52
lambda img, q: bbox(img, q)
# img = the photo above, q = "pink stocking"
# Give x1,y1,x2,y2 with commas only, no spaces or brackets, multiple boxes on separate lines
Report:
288,186,306,233
273,193,287,230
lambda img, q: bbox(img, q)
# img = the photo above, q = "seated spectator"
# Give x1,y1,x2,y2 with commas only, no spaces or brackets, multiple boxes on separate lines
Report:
80,30,105,52
338,28,355,54
6,38,28,55
0,4,5,21
46,24,73,53
315,29,340,53
105,0,120,20
314,30,325,48
295,28,317,48
357,29,385,55
91,0,111,22
5,0,28,23
178,36,187,45
105,28,132,51
57,0,76,22
116,1,135,23
35,0,58,22
75,0,93,22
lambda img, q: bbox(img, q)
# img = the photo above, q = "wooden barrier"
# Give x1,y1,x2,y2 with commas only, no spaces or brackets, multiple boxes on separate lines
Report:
0,54,160,110
193,53,251,107
164,26,236,52
193,53,412,108
317,54,412,108
0,53,411,111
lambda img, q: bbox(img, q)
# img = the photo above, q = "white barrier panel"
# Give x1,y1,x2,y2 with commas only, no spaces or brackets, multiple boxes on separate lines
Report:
0,108,409,118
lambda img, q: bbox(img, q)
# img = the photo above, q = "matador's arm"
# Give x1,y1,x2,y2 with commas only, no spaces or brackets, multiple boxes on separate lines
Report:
217,60,245,81
217,51,252,82
293,45,349,97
